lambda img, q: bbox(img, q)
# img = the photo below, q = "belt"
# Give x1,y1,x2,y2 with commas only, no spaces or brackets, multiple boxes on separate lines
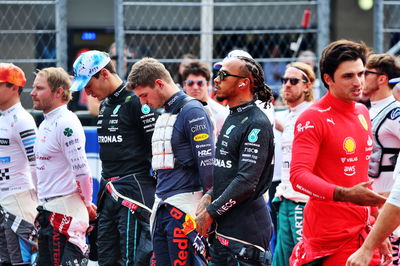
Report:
42,195,65,202
104,172,149,182
105,182,152,222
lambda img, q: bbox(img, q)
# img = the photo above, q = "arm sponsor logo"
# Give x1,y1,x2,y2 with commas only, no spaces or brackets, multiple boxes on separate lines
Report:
193,133,209,142
191,124,207,133
65,138,79,147
297,121,314,132
189,117,205,124
247,128,260,142
216,198,236,215
63,128,73,137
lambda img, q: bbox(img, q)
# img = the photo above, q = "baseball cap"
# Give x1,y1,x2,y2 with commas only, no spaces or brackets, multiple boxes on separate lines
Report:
389,77,400,84
0,63,26,87
70,50,111,92
213,49,253,70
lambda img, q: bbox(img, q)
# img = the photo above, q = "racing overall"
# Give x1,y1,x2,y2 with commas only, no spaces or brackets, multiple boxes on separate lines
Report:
206,101,274,266
96,84,158,266
290,91,379,266
151,91,214,266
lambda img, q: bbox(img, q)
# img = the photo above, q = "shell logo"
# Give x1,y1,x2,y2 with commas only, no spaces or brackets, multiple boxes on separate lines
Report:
193,133,209,142
358,114,368,130
343,137,356,154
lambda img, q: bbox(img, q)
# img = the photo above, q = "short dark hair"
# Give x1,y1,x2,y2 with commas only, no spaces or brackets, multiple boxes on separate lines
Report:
182,60,211,82
4,82,23,95
92,61,117,79
366,54,400,89
320,40,370,89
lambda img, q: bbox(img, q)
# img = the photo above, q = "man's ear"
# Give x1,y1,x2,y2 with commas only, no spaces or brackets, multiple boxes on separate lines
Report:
154,79,164,88
323,73,333,87
377,74,388,85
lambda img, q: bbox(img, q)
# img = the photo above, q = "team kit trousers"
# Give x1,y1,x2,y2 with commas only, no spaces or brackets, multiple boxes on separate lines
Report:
272,197,305,266
97,174,155,266
36,193,89,266
0,189,38,265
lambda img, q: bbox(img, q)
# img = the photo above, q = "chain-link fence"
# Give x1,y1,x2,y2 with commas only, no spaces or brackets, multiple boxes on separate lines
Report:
118,0,330,94
374,1,400,54
1,0,330,103
0,0,67,107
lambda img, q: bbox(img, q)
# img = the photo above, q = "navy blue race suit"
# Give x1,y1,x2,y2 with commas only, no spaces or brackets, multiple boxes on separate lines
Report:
152,91,214,266
206,101,274,266
96,84,158,266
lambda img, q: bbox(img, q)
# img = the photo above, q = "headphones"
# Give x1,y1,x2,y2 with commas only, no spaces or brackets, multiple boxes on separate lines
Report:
239,83,245,87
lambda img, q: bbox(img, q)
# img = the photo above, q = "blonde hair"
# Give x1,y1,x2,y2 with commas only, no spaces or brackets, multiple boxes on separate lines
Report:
127,57,174,89
286,61,315,102
36,67,72,102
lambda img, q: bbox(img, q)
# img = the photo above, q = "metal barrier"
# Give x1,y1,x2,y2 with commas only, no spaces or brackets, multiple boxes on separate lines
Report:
1,0,330,103
116,0,330,93
0,0,67,107
374,0,400,54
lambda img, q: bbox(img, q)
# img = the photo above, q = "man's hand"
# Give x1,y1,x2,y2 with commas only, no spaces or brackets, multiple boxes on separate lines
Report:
346,245,375,266
195,193,212,216
87,203,97,221
346,238,392,266
334,181,386,206
195,209,213,236
378,238,393,266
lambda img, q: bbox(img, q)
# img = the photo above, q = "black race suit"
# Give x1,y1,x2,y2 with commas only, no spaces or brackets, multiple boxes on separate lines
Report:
96,84,158,266
206,101,274,266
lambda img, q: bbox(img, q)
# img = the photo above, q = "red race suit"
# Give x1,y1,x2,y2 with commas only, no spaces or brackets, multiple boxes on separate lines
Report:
289,91,379,265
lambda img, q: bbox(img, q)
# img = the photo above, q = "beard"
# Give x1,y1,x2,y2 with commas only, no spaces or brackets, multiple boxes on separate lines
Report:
284,92,304,105
215,94,227,102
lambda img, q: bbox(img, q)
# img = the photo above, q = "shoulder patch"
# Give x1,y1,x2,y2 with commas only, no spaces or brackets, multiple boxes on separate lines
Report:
141,104,151,114
63,128,73,137
248,129,260,142
388,107,400,120
125,95,132,102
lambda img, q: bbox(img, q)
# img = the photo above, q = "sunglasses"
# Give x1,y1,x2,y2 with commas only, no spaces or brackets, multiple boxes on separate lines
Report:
281,77,307,85
217,70,247,81
365,69,385,76
185,80,206,87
